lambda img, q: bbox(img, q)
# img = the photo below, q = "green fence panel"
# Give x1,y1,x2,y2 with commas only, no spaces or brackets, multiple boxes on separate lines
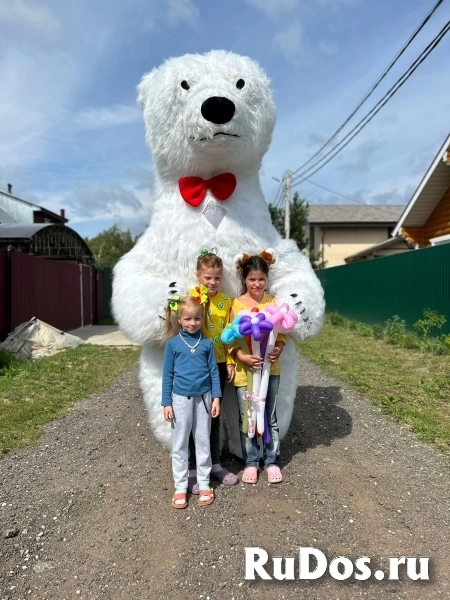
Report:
315,244,450,336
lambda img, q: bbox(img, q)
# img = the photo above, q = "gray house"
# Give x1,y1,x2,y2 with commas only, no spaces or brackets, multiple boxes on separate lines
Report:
0,184,67,225
307,205,405,267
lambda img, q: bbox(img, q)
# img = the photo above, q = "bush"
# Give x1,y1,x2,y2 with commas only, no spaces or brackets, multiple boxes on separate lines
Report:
372,324,384,339
413,308,446,338
384,316,407,345
0,349,19,375
354,322,374,337
324,310,449,355
327,312,348,327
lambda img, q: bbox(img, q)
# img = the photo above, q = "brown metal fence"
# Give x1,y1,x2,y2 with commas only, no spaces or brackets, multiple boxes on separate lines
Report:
0,249,106,341
0,250,8,341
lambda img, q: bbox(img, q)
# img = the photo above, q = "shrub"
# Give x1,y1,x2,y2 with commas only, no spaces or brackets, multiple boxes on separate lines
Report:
372,324,384,339
384,316,407,345
413,308,447,338
323,310,449,355
328,312,347,327
0,349,19,375
353,322,373,337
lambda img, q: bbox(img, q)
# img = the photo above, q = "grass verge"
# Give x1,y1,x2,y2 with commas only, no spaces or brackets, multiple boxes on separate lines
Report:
0,345,139,456
298,323,450,452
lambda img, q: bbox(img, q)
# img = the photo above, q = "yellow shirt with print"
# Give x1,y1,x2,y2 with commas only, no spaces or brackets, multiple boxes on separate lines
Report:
188,288,234,364
231,292,286,387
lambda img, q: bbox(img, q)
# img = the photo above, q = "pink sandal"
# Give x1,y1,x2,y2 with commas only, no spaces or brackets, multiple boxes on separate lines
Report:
241,466,258,484
267,465,283,483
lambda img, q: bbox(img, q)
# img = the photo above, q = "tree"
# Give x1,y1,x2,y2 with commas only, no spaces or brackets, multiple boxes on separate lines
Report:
85,225,138,268
268,191,309,251
288,192,309,251
267,192,326,268
268,204,284,237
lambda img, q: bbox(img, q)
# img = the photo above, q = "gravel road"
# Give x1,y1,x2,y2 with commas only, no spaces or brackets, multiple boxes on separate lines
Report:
1,354,449,600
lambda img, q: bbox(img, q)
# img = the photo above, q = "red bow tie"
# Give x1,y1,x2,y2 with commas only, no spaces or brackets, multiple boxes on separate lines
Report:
178,173,236,207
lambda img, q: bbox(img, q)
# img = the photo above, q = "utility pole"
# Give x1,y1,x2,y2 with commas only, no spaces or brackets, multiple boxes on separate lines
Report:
283,170,292,239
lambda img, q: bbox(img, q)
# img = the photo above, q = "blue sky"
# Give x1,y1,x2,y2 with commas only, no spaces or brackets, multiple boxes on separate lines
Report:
0,0,449,239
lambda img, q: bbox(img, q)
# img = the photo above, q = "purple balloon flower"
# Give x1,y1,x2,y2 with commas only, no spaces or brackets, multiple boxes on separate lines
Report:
238,312,273,341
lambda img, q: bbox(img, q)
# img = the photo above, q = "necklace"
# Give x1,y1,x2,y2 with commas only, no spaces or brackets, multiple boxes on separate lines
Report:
179,332,202,353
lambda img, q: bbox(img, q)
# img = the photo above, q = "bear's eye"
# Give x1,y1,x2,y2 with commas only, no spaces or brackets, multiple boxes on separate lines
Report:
181,80,190,90
236,79,245,90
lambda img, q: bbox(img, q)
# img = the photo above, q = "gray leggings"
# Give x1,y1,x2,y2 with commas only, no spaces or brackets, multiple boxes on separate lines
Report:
189,362,226,469
171,392,212,492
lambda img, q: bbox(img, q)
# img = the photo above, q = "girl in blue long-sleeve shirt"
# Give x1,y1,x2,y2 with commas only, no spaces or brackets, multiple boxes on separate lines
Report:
162,296,221,509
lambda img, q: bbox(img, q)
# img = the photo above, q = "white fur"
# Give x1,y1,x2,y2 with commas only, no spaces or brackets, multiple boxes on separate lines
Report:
112,50,325,456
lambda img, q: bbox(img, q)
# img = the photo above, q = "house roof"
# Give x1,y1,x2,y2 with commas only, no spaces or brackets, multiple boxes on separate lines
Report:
344,235,413,263
0,224,50,238
0,223,93,264
0,189,68,223
0,206,15,224
308,204,405,226
393,133,450,236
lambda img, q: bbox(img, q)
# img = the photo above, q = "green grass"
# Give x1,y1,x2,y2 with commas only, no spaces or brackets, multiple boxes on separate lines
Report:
0,345,139,455
98,317,117,326
299,323,450,452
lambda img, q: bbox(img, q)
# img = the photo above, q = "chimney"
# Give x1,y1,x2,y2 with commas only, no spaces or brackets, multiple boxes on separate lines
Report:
7,183,12,194
60,209,66,220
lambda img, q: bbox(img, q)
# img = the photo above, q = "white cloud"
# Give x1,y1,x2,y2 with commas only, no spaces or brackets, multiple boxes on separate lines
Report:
317,0,361,8
273,20,305,65
0,0,62,42
247,0,300,19
167,0,200,26
338,139,384,176
65,184,145,220
307,133,327,147
0,47,75,166
73,104,141,132
318,39,337,55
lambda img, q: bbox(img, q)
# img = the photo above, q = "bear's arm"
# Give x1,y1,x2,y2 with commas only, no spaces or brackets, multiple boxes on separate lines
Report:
111,251,175,346
267,238,325,342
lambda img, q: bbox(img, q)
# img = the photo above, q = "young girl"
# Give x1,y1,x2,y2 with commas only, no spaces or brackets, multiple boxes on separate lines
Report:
162,296,221,509
187,250,238,494
231,252,285,485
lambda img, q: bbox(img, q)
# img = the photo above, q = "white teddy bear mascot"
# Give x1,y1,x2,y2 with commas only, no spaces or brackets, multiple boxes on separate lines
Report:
112,50,325,458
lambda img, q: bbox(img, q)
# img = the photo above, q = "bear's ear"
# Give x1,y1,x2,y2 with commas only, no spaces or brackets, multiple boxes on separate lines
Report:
137,70,157,109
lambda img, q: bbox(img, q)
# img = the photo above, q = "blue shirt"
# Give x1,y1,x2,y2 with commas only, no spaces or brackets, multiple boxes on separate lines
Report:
161,330,222,407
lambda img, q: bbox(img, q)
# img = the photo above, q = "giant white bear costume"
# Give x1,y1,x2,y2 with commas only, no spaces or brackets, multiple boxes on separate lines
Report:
112,50,325,457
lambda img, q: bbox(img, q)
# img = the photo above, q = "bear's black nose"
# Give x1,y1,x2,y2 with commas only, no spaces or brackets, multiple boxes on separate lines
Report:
201,97,235,125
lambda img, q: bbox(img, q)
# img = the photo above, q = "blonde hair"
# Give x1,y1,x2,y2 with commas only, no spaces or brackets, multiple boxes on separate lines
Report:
164,296,204,337
196,251,223,331
196,251,223,274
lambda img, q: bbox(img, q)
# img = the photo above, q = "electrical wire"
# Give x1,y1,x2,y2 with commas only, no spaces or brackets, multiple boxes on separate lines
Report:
300,177,407,215
270,181,282,208
291,19,450,187
290,0,444,178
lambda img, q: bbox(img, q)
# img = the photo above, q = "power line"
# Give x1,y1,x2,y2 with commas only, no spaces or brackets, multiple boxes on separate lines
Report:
291,0,444,179
291,19,450,187
300,177,407,215
270,181,282,207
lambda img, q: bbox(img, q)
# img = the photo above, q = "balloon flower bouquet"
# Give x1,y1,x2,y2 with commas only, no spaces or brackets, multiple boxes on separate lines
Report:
221,304,298,442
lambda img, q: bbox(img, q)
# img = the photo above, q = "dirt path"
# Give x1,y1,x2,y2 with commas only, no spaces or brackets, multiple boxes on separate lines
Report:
1,355,449,600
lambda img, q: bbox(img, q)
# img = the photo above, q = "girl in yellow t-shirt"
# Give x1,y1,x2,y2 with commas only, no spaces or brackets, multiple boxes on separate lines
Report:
187,251,238,493
230,252,285,485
